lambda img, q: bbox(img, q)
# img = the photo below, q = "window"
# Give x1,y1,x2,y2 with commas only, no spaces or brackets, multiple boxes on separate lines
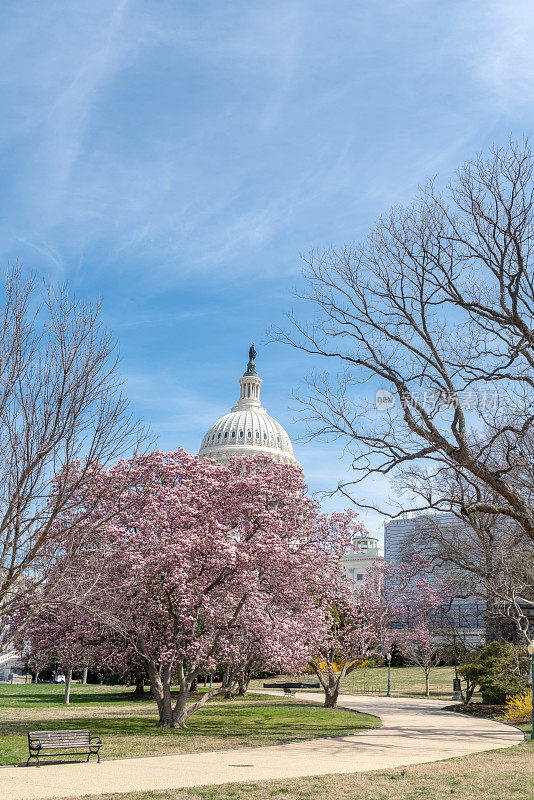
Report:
248,431,252,437
239,431,244,437
231,431,235,438
224,432,228,438
356,574,364,581
218,433,221,439
255,432,259,438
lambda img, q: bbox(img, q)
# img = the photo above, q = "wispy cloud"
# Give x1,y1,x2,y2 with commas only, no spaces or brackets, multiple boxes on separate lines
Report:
42,0,131,213
456,0,534,111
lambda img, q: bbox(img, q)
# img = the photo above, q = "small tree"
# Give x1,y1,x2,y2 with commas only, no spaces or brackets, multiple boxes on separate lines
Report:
395,623,442,697
20,609,102,704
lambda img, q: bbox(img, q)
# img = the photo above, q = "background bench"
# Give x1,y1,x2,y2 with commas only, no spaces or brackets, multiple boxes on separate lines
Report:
27,729,102,766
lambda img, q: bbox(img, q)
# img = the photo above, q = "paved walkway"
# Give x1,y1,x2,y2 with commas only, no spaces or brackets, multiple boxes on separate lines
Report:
0,691,523,800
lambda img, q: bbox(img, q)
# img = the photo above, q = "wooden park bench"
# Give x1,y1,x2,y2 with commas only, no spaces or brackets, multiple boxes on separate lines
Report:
283,687,296,699
27,730,102,766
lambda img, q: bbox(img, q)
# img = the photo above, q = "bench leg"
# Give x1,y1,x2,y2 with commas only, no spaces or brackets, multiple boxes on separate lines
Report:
26,753,40,767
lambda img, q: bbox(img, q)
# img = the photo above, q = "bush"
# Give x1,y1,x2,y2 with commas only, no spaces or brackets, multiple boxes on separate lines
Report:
389,643,407,667
459,641,529,705
505,690,532,725
363,657,378,667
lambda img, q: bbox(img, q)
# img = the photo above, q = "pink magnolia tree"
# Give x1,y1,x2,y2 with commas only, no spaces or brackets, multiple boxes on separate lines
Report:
60,450,347,728
395,623,442,697
390,573,452,697
17,606,139,704
309,557,447,708
19,609,101,704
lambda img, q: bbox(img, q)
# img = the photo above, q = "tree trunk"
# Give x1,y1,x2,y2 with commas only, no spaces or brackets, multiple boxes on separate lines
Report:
425,670,430,697
159,663,174,727
146,663,173,726
81,666,88,684
323,685,339,708
138,637,174,727
172,690,190,729
221,666,233,699
308,659,343,710
64,668,73,705
190,678,198,693
133,675,146,698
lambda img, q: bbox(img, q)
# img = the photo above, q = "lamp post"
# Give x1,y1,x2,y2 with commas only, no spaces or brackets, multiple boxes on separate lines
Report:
527,641,534,741
386,652,391,697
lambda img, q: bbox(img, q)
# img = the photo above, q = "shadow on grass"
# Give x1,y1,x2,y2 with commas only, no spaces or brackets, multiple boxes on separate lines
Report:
0,685,135,707
0,703,376,738
0,702,379,766
0,686,268,708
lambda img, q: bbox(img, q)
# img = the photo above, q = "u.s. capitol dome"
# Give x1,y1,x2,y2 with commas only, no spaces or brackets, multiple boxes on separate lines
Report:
198,345,299,467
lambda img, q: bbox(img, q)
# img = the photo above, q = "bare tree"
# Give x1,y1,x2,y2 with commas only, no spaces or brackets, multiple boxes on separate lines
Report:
0,265,143,651
400,504,533,644
271,140,534,541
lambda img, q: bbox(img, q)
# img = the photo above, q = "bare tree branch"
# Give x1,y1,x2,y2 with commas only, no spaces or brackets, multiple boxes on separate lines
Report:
0,264,146,650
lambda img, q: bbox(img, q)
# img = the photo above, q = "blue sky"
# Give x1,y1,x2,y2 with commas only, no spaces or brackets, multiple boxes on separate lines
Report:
1,0,534,538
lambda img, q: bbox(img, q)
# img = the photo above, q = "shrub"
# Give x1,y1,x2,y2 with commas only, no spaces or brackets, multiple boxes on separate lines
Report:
504,690,532,725
459,641,529,705
389,643,407,667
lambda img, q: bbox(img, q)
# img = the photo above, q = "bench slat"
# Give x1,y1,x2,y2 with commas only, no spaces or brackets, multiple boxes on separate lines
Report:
30,730,91,736
31,741,92,745
30,736,91,741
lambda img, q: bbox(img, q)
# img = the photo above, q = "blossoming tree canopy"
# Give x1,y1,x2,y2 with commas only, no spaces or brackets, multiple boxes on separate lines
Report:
17,607,141,704
63,450,349,727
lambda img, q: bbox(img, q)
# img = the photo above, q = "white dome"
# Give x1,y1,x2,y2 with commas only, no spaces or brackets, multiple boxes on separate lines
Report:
198,347,299,467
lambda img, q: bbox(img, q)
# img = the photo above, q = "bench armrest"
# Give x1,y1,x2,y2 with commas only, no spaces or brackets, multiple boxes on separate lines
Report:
28,739,42,749
90,736,102,745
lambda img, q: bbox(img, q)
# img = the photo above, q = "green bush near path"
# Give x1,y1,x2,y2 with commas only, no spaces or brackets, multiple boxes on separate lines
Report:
0,684,379,765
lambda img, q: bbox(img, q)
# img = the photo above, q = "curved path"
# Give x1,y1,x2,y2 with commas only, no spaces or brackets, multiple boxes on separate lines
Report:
0,691,523,800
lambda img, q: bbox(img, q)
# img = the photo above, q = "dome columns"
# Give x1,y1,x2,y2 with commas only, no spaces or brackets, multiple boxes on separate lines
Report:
237,374,262,408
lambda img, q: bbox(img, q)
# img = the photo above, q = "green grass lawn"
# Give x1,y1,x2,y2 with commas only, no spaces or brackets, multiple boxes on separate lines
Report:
252,665,475,699
0,683,266,708
0,684,379,765
340,664,461,697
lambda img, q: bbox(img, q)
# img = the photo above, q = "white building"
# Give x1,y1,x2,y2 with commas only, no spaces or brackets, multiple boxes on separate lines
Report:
0,651,29,683
199,344,299,467
341,533,383,589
